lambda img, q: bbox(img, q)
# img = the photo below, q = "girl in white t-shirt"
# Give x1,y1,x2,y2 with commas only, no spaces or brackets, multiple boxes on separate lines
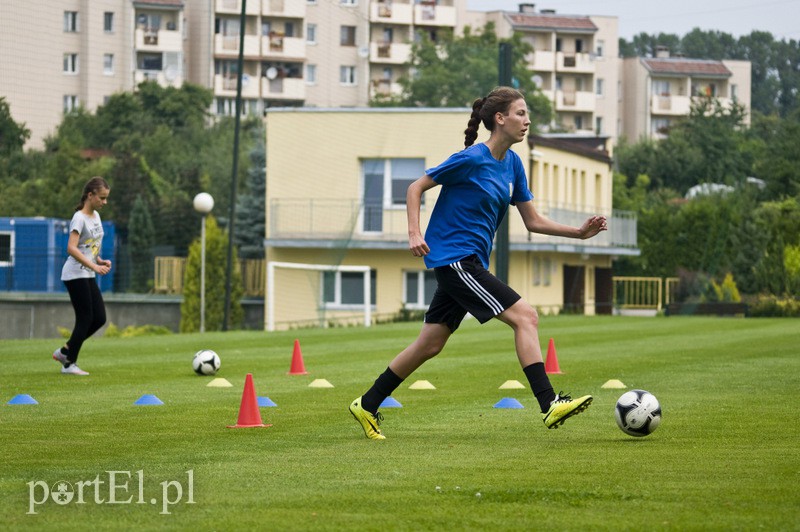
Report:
53,177,112,376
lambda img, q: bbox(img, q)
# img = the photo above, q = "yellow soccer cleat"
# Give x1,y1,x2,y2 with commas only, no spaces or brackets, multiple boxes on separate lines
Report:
542,392,592,429
349,397,386,440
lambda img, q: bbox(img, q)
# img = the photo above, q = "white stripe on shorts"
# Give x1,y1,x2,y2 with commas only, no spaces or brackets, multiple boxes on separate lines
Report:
450,261,505,315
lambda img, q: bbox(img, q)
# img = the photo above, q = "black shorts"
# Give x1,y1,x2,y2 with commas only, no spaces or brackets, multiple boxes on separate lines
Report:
424,254,522,332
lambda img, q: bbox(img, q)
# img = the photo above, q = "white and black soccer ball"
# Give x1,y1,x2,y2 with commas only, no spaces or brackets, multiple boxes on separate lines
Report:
614,389,662,437
192,350,220,376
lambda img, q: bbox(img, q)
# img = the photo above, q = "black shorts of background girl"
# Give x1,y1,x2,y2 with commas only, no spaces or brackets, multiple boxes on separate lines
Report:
53,177,112,376
350,87,608,438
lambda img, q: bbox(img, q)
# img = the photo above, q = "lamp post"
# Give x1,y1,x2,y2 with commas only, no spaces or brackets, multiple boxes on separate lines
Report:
193,193,214,333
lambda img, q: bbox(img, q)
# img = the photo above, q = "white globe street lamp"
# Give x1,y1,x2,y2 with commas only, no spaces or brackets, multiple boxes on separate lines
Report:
193,193,214,333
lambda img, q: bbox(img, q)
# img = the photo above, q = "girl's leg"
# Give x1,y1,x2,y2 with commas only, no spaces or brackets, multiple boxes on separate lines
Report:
496,300,556,411
360,323,452,414
85,278,107,338
63,278,96,365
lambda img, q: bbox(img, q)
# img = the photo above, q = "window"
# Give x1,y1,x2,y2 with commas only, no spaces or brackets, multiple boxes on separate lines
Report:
596,78,604,96
731,84,738,100
575,39,583,53
362,158,425,207
63,95,79,113
63,53,78,74
555,76,562,90
322,270,376,307
285,23,295,37
340,25,356,46
340,0,357,4
652,118,670,136
104,12,114,32
533,257,552,286
404,270,437,307
653,80,670,96
138,53,163,71
0,232,12,266
340,65,356,85
595,39,604,57
595,116,603,135
64,11,79,32
307,23,317,44
103,54,114,75
574,116,583,130
306,64,317,84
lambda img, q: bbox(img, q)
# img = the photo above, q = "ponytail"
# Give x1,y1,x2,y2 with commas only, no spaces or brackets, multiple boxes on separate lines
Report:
462,87,526,149
75,176,110,211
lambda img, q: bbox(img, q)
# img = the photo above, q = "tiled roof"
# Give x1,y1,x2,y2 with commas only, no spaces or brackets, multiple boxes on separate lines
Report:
530,135,612,165
642,58,731,77
506,13,597,32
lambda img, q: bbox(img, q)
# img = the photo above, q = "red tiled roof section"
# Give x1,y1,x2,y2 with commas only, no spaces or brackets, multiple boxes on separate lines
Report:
643,58,731,77
507,13,597,32
133,0,184,7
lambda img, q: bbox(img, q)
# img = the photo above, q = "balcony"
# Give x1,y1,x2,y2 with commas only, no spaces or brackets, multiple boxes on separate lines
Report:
262,76,305,100
260,34,306,59
370,78,403,98
651,94,691,116
529,50,555,71
370,1,413,24
135,28,182,51
413,3,455,27
214,74,260,98
556,52,595,73
216,0,260,16
215,34,261,57
134,69,182,88
370,41,412,64
262,0,305,18
266,199,638,253
556,90,595,113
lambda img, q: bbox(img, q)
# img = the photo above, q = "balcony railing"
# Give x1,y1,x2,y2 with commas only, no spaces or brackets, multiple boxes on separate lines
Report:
267,199,637,251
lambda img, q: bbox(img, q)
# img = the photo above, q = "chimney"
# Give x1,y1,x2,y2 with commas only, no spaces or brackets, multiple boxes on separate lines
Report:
655,45,670,58
518,3,536,13
540,8,556,14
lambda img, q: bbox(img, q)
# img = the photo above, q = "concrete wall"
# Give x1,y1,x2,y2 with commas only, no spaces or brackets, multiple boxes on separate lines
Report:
0,293,264,339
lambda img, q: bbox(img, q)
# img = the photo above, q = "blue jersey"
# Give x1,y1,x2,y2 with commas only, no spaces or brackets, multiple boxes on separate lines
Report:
423,143,533,269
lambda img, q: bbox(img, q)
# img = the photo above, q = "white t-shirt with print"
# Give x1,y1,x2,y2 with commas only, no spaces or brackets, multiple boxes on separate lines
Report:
61,211,104,281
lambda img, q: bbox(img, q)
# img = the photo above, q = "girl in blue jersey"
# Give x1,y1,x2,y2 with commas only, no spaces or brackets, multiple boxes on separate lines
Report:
350,87,607,439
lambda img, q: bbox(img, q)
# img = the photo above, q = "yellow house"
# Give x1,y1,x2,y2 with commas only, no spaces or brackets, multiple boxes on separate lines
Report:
263,108,638,330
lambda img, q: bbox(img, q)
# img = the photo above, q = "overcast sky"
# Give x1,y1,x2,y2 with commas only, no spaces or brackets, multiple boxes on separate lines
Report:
466,0,800,41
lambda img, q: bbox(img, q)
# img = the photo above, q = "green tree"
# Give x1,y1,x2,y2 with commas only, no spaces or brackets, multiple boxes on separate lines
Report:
753,108,800,198
234,127,266,258
180,216,244,332
128,195,155,292
376,23,552,127
0,97,30,155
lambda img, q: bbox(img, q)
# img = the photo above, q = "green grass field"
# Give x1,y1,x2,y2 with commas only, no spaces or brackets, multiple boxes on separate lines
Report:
1,316,798,530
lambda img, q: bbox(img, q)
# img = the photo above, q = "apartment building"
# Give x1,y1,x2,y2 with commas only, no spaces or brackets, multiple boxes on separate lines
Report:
480,4,619,138
620,47,752,141
0,0,185,149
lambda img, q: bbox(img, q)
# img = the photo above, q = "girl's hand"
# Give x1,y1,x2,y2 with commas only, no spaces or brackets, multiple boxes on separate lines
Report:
578,216,608,239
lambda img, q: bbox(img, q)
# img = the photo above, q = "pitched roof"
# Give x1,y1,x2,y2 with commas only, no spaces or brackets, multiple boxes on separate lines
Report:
506,13,597,33
530,135,612,165
642,58,732,78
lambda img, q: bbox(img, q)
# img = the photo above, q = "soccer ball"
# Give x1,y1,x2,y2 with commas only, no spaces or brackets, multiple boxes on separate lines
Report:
192,350,220,376
614,389,662,437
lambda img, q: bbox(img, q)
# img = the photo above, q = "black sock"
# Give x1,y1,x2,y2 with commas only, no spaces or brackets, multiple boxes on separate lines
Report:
523,362,556,413
361,367,404,415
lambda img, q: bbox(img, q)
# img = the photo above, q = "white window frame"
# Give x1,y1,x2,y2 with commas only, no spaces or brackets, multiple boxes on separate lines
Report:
306,23,317,44
104,12,114,33
63,95,79,113
595,39,604,57
596,78,604,96
321,269,376,309
362,158,426,210
64,11,79,32
305,64,317,84
63,53,79,74
0,231,14,266
340,65,356,85
340,0,357,5
103,54,114,75
403,270,436,309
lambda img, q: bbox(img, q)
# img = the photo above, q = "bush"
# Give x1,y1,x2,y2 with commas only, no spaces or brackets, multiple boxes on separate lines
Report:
104,323,172,337
748,295,800,317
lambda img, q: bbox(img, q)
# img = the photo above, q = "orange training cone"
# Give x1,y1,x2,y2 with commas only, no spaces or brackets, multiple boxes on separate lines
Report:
288,339,308,375
544,338,563,374
227,373,271,428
